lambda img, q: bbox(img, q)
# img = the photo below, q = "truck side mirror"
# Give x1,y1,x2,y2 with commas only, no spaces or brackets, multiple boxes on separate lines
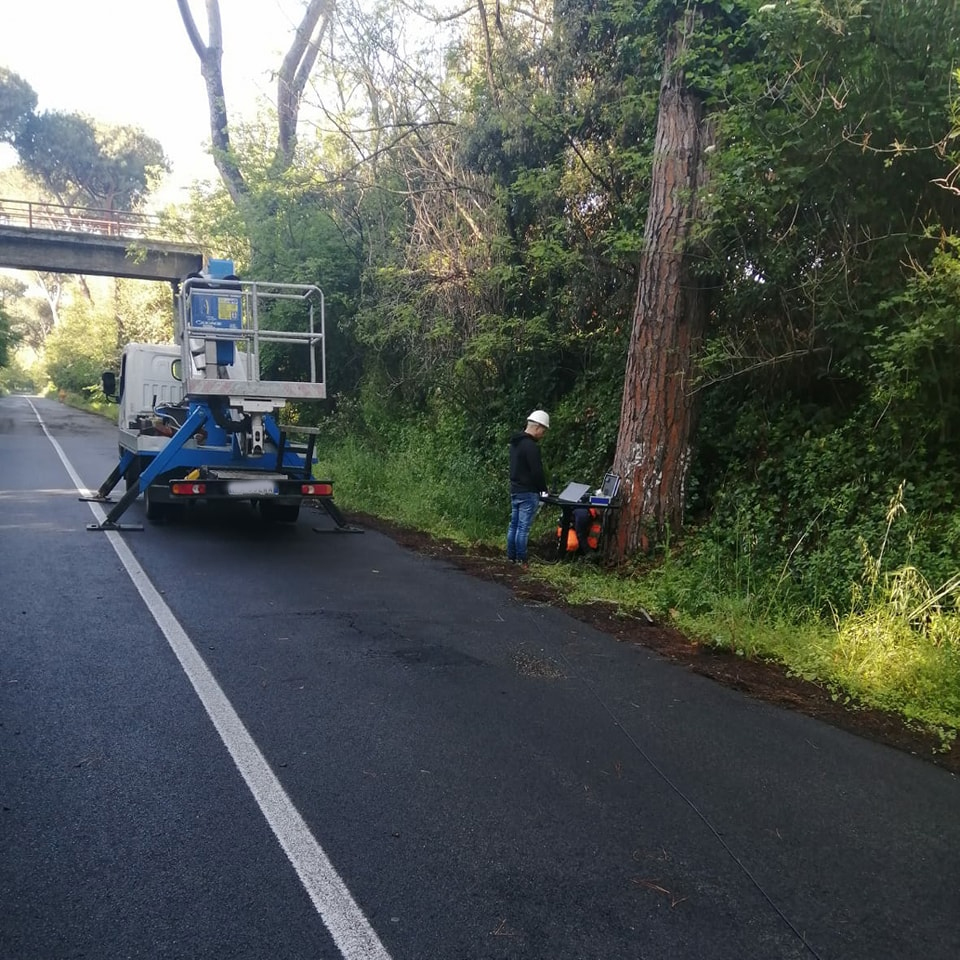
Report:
101,371,117,399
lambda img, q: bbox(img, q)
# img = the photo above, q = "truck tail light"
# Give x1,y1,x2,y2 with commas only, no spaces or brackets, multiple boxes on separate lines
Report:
301,483,333,496
171,482,206,496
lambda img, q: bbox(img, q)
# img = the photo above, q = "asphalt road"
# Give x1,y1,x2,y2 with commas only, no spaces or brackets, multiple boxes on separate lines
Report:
2,395,959,960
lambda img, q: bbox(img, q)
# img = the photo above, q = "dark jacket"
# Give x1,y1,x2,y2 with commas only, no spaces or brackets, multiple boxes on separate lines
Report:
509,430,548,494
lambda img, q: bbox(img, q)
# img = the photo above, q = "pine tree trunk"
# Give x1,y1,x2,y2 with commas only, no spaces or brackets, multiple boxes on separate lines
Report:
609,13,713,558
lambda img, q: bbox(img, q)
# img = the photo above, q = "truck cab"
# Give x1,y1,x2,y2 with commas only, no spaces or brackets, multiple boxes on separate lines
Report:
113,343,183,451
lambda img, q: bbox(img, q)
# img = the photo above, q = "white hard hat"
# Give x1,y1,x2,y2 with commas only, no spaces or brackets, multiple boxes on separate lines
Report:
527,409,550,429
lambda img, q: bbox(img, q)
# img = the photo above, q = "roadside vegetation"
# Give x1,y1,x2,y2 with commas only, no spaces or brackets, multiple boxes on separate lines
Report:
2,0,960,745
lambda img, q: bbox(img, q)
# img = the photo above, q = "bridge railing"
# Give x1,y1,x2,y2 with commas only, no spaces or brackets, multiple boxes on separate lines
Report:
0,198,165,239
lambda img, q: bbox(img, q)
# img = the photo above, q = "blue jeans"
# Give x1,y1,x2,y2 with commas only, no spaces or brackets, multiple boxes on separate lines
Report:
507,492,540,562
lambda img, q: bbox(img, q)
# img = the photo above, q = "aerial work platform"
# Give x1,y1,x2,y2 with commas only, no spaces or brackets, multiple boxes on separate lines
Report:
179,270,327,401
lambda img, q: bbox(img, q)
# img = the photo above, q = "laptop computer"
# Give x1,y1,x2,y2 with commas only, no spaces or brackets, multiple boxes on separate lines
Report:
556,481,592,503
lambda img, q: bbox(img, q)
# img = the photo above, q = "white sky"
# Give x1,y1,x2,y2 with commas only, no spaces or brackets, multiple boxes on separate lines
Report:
0,0,309,204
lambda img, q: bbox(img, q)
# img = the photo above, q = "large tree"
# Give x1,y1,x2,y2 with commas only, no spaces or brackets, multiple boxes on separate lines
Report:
605,4,714,555
608,0,960,557
17,112,169,211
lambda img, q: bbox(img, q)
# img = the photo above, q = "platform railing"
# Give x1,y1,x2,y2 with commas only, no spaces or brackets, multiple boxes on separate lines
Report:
178,278,327,402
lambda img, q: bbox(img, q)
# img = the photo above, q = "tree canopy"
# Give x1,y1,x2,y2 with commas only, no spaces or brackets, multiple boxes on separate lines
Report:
0,67,169,210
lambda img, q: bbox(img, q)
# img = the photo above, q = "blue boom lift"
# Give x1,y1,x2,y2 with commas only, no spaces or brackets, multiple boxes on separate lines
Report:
85,260,349,532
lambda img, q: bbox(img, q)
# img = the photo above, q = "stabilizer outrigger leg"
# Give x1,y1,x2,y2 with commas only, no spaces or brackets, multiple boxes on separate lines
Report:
80,449,145,531
86,406,209,532
313,496,364,534
79,449,135,505
86,486,145,531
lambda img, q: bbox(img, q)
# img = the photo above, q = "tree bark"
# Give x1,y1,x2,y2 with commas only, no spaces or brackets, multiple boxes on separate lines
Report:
609,11,713,558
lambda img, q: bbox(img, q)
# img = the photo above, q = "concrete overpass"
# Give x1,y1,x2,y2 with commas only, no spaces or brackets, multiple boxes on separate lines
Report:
0,199,203,282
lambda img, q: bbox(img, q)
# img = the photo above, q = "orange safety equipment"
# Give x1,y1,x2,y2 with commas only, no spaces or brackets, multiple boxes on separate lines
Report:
559,525,580,552
584,508,603,550
558,507,603,553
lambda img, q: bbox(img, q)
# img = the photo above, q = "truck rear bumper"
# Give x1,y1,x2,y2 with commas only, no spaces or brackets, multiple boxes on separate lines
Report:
155,475,332,504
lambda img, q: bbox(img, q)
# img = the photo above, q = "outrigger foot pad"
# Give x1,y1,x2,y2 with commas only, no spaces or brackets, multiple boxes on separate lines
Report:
79,496,115,503
86,521,145,532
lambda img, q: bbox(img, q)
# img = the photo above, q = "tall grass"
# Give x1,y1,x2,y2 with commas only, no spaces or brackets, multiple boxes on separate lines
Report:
314,426,506,545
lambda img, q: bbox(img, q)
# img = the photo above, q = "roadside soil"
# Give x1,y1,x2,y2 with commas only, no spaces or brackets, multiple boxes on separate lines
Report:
352,512,960,776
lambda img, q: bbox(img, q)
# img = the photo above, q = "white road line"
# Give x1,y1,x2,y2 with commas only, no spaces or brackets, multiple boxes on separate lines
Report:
29,399,393,960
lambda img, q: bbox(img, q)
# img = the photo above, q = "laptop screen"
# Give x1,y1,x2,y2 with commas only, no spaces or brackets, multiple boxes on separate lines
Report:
600,472,621,498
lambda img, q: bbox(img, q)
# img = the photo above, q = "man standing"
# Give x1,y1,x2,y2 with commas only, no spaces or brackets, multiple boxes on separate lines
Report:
507,409,550,567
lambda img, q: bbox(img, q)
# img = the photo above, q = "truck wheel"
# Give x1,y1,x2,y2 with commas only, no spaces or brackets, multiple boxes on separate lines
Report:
144,485,170,522
144,470,190,523
259,501,300,523
144,482,186,523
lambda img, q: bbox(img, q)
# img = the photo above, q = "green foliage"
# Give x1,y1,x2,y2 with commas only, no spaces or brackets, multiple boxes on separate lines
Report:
38,277,164,393
699,0,960,392
0,352,38,394
0,269,52,352
314,400,506,543
112,279,174,347
42,298,115,394
0,300,18,369
869,237,960,449
688,385,960,615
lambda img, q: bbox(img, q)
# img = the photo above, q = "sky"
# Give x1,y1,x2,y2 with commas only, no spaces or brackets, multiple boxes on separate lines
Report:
0,0,310,204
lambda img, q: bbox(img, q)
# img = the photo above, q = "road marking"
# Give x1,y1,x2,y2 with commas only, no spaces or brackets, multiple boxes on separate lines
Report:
29,400,393,960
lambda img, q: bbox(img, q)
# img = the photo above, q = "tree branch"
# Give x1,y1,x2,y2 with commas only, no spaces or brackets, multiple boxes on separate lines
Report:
175,0,247,204
275,0,332,171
